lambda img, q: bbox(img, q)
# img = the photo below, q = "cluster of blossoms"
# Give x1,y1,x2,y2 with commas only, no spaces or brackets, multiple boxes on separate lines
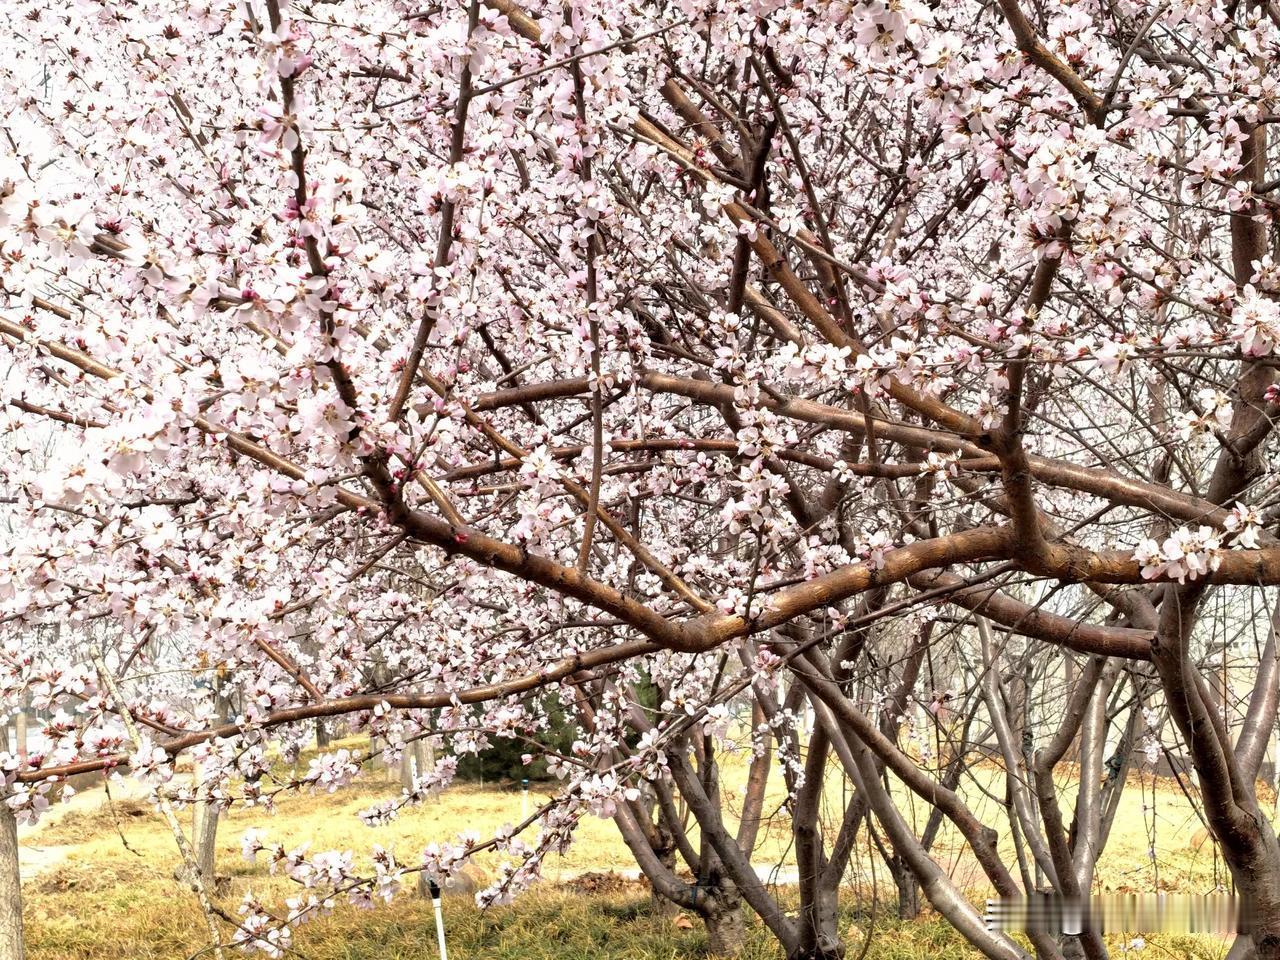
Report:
1230,286,1280,357
1134,503,1264,582
1134,527,1224,584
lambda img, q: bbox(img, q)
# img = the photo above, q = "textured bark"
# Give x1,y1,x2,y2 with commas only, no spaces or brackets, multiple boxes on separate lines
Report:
735,699,771,857
0,800,22,960
1034,658,1105,889
191,767,219,885
1154,587,1280,960
668,747,800,953
806,695,1036,960
189,685,233,886
598,685,747,950
1069,663,1119,894
0,727,22,960
614,782,748,952
794,724,833,959
1097,698,1143,856
1237,602,1280,780
979,618,1059,888
614,794,687,913
704,897,748,957
647,815,681,920
886,855,920,921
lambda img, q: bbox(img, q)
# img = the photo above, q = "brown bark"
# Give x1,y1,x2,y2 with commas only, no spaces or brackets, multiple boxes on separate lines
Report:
0,728,22,960
704,902,748,958
190,758,220,886
0,800,22,960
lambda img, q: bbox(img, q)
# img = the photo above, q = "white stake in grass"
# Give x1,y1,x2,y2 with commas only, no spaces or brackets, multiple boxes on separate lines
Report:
427,879,448,960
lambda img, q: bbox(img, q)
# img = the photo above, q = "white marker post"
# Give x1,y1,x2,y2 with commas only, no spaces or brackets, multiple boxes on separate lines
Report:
428,879,448,960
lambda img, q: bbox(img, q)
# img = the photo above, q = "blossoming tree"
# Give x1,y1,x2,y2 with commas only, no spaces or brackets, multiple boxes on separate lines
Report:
5,0,1280,958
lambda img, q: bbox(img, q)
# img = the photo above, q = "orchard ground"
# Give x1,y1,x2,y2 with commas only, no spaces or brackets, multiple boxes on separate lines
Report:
19,741,1252,959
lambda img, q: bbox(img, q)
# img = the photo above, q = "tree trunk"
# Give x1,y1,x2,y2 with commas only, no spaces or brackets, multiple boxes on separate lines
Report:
794,729,831,959
315,718,330,749
189,685,232,887
799,884,843,958
887,855,920,920
191,779,219,884
704,897,747,957
649,882,680,918
1060,935,1087,960
0,726,23,960
735,700,771,857
648,815,681,919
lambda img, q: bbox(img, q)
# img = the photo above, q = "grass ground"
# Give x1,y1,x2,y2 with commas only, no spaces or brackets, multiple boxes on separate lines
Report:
19,738,1256,959
26,879,999,960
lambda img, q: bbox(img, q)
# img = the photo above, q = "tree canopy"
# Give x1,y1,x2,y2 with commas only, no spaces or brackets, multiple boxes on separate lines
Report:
4,1,1280,958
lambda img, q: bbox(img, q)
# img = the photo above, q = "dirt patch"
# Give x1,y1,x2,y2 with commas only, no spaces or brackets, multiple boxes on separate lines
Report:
562,871,646,895
38,797,155,845
31,858,153,895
